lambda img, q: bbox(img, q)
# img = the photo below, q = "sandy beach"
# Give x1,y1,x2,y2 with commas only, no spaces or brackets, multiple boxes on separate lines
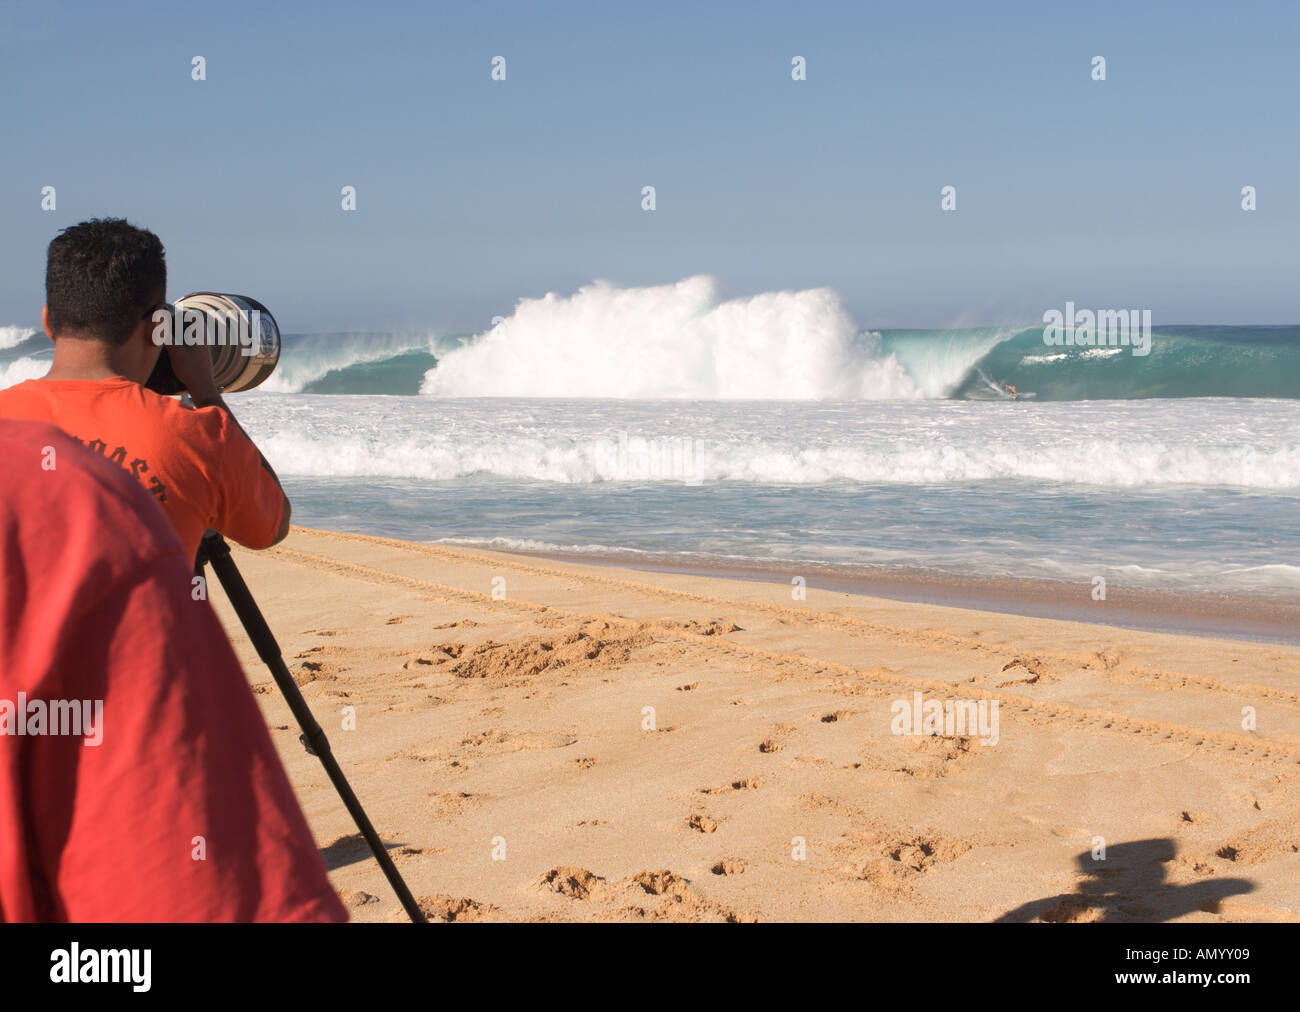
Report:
211,527,1300,923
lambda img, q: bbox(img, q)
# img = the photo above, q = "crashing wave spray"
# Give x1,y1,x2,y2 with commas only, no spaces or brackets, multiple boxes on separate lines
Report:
0,326,36,351
0,325,48,389
420,276,922,399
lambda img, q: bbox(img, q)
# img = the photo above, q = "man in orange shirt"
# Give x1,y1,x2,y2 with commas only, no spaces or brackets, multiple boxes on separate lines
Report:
0,218,289,564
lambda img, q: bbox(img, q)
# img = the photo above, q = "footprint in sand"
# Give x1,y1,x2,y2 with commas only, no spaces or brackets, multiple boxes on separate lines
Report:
293,659,340,685
996,657,1056,687
1205,817,1300,866
758,722,797,753
458,729,578,753
539,866,605,900
427,791,487,815
699,777,763,795
419,895,497,922
835,830,974,890
402,643,465,669
630,869,694,899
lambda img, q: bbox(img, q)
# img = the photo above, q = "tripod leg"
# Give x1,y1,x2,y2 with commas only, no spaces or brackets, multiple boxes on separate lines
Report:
200,532,427,924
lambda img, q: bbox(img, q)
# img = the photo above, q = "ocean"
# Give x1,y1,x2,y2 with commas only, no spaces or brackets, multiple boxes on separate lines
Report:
4,279,1298,609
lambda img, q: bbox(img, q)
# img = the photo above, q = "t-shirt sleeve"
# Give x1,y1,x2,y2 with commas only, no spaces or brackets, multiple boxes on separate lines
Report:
205,408,287,550
41,553,346,922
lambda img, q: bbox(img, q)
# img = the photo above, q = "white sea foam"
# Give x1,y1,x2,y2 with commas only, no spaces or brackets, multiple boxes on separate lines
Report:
1220,564,1300,587
228,391,1300,597
1081,347,1125,360
0,324,50,389
0,325,36,351
235,392,1300,489
0,355,48,388
435,536,643,557
420,276,922,399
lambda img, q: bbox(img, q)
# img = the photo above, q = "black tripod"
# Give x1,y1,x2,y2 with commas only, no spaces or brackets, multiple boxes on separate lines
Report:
197,531,427,924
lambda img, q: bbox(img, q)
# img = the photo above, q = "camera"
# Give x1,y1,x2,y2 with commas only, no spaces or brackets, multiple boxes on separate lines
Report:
145,292,281,395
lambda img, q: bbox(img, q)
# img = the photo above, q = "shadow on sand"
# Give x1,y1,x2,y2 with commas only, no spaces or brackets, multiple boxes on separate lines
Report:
996,838,1254,923
320,833,408,872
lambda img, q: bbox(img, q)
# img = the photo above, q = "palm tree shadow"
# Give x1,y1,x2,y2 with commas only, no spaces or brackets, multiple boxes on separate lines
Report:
995,838,1255,923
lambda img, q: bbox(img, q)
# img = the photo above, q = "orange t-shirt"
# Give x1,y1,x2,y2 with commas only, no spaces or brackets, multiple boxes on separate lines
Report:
0,377,286,563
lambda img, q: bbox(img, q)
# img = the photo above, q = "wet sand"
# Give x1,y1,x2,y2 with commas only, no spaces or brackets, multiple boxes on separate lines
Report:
524,551,1300,645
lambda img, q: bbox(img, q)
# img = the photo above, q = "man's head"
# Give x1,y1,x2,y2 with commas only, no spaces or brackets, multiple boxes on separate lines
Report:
43,218,167,382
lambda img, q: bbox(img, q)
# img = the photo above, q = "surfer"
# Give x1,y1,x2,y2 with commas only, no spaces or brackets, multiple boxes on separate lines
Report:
1003,382,1018,400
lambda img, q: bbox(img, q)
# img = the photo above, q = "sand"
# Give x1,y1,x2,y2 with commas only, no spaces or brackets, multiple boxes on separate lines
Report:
208,527,1300,923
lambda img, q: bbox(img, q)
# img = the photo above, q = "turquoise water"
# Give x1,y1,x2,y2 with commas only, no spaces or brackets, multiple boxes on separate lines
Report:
7,324,1300,401
308,324,1300,400
6,322,1299,598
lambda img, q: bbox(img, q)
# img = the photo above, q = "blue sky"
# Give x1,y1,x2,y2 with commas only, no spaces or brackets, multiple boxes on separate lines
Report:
1,0,1296,333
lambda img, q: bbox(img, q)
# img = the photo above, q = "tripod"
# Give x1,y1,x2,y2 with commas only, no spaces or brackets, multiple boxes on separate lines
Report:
197,531,427,924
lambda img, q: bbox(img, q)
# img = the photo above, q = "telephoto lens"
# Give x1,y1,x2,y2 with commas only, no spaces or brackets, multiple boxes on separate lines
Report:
145,293,281,395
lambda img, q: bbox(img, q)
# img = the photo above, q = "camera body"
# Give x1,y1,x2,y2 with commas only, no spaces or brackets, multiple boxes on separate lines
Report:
145,293,281,395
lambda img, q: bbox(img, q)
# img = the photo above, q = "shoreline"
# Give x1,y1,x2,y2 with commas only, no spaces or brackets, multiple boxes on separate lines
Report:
493,547,1300,646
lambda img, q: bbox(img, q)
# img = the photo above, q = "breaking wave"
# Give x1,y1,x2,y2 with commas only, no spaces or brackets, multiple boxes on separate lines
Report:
5,284,1298,400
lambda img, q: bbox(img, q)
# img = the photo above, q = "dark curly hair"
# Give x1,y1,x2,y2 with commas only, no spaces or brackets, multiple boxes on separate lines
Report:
46,218,167,344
